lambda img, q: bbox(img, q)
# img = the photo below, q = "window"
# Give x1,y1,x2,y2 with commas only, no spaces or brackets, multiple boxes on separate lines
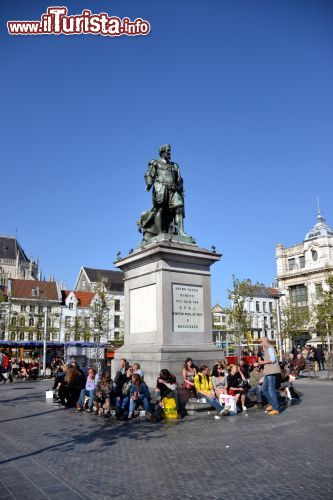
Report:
31,288,37,296
288,258,296,271
312,250,318,262
114,315,120,328
10,332,15,340
290,284,308,306
52,333,58,341
65,316,71,327
0,331,5,340
74,333,80,341
271,331,275,339
299,255,305,268
256,302,260,312
315,283,323,298
28,332,33,341
29,317,34,327
65,333,70,341
37,333,42,341
47,318,51,327
30,305,35,313
263,302,267,312
114,331,120,340
114,299,120,312
19,317,25,327
11,317,16,326
269,302,273,313
213,314,221,323
21,305,27,312
69,303,74,310
38,306,43,314
19,332,24,340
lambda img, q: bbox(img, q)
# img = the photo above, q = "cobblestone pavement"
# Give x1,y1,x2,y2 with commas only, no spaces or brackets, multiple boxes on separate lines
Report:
0,379,332,499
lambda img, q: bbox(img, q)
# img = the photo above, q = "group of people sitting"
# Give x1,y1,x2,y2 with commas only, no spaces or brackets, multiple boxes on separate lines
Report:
52,359,182,421
286,345,327,374
51,338,298,421
182,356,296,417
0,353,39,383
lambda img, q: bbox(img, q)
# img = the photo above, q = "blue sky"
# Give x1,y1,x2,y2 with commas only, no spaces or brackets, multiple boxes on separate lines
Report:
1,0,332,305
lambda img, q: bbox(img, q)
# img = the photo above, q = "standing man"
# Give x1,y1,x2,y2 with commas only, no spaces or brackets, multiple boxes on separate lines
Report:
145,144,188,237
258,337,281,415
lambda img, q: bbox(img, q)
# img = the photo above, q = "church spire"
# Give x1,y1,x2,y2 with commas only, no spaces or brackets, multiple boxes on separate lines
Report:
317,197,325,223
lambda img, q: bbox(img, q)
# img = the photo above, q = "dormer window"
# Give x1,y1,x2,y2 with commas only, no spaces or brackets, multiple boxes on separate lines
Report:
69,302,74,310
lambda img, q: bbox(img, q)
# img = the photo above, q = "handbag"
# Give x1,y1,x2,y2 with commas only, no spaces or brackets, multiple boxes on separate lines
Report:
238,379,249,390
122,381,131,396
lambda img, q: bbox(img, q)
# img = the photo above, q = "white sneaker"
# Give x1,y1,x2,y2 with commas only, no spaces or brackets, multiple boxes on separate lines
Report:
220,405,231,416
214,415,221,420
242,406,247,411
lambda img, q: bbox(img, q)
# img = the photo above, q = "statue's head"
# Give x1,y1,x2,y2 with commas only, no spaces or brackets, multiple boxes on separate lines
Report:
159,144,171,160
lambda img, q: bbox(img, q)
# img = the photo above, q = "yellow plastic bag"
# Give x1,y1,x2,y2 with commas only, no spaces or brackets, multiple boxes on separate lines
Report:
162,396,177,420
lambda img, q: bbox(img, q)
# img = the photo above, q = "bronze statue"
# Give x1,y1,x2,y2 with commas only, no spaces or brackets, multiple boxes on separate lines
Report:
144,144,188,237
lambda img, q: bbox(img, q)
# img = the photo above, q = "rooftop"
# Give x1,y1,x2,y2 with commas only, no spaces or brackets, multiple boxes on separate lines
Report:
83,267,124,291
0,236,29,262
62,290,95,307
304,209,333,241
10,279,60,302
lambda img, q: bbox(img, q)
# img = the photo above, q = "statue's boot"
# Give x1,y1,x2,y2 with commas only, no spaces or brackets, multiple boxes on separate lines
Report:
176,214,190,237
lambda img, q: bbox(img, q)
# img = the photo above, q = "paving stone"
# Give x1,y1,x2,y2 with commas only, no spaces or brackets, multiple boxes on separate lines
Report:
0,379,333,499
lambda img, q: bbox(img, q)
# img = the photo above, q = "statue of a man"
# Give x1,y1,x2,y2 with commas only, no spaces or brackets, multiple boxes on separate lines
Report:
144,144,188,236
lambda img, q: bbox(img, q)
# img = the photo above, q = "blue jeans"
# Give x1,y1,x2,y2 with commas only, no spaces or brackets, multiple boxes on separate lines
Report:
129,396,150,415
198,392,222,412
248,385,264,403
78,389,95,409
262,375,279,411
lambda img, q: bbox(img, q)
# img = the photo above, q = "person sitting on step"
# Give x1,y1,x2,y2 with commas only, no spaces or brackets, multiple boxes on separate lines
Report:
95,372,113,417
128,374,151,419
76,368,99,413
194,365,223,415
226,364,248,411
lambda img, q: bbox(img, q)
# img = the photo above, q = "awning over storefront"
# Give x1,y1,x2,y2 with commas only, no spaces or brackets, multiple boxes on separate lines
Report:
0,341,106,348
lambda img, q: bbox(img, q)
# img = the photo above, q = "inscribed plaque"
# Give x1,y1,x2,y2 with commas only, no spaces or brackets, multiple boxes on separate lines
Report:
172,284,204,332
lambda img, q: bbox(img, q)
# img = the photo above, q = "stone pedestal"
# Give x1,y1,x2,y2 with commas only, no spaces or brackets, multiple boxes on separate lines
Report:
113,236,221,387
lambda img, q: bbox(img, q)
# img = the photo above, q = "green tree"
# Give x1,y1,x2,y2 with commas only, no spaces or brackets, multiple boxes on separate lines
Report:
312,273,333,350
279,298,309,351
227,275,254,360
91,283,109,367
